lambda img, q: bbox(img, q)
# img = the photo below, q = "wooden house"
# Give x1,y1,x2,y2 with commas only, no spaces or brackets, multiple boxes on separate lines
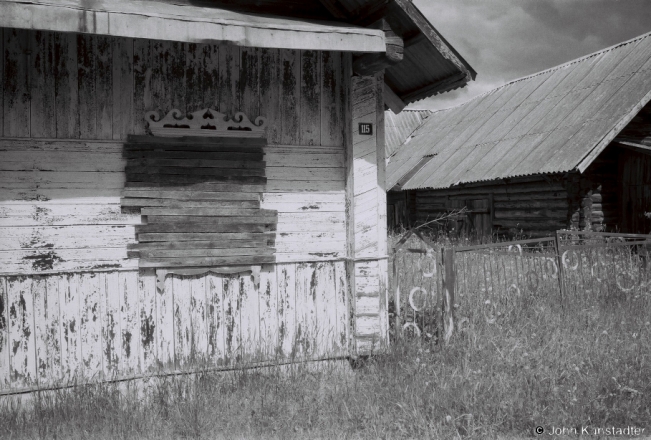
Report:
387,32,651,237
0,0,474,393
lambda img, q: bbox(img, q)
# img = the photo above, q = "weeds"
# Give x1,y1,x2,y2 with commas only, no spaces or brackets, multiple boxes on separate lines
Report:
1,233,650,439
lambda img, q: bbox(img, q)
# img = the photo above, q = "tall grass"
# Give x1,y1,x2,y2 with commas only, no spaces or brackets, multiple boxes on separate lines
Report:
1,232,650,439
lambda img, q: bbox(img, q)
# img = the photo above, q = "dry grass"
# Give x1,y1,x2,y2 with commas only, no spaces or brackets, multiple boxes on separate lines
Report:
1,233,650,439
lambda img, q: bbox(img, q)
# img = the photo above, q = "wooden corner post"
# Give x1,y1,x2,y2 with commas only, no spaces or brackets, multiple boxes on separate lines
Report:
441,248,456,344
347,72,389,355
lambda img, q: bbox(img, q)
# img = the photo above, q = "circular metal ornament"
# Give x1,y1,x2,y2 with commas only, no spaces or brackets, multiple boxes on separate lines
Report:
418,253,437,278
409,287,428,312
526,270,540,292
507,283,521,297
562,250,580,270
544,258,559,279
591,260,606,283
402,322,421,338
483,301,498,324
615,270,637,293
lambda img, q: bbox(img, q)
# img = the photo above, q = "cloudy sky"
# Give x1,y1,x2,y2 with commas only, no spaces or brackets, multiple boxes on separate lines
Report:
412,0,651,110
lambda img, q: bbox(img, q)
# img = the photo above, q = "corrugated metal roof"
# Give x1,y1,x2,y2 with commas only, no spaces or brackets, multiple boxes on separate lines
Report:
387,31,651,190
385,109,433,157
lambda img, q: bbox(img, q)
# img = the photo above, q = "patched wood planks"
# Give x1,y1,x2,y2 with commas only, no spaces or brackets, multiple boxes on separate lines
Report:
123,135,277,269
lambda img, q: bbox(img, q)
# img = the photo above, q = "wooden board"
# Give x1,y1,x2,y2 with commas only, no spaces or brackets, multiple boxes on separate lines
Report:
30,31,56,138
0,225,135,252
80,273,102,377
3,28,30,138
0,278,12,387
0,261,350,391
7,276,36,387
59,274,81,381
138,269,157,373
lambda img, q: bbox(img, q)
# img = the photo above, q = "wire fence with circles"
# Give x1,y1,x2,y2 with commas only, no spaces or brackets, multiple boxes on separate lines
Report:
391,246,442,340
558,245,651,296
390,231,651,338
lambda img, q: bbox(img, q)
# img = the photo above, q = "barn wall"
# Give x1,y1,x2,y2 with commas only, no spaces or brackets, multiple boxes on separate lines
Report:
0,28,359,389
572,145,620,232
619,148,651,233
401,176,571,238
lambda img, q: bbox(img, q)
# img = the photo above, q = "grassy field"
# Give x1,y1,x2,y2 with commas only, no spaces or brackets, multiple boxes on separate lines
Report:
1,233,650,439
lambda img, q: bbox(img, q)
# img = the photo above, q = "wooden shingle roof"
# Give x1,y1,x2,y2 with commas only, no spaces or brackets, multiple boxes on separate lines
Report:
387,31,651,190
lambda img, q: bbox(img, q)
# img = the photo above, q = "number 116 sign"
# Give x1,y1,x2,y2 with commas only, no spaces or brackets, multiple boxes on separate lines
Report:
359,123,373,135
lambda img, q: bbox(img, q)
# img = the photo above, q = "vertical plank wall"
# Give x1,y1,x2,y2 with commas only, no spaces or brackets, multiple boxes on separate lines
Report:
0,28,361,392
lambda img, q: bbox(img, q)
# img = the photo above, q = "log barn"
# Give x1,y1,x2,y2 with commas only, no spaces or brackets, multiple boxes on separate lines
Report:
0,0,474,393
387,31,651,238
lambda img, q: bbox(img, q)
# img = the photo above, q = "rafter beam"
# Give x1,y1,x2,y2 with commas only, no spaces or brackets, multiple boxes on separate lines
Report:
353,18,404,76
384,83,406,114
318,0,349,19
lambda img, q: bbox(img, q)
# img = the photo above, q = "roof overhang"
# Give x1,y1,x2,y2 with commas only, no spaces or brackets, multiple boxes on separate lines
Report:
0,0,386,52
318,0,476,110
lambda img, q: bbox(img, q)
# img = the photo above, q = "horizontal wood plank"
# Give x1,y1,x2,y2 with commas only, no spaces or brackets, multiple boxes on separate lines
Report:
265,167,344,181
128,238,270,250
128,158,265,169
0,205,140,227
1,225,135,251
135,232,274,242
126,173,266,185
138,255,275,268
0,190,121,204
141,208,275,217
264,152,344,168
126,135,266,146
123,151,264,161
120,198,259,208
265,180,345,192
122,186,263,196
144,215,277,224
132,247,275,259
136,223,273,233
125,166,265,177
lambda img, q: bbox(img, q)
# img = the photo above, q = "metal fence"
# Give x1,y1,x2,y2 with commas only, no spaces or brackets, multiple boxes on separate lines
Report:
557,231,651,302
390,230,651,343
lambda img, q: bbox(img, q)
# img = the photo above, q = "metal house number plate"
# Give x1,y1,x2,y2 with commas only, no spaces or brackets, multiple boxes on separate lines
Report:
359,123,373,135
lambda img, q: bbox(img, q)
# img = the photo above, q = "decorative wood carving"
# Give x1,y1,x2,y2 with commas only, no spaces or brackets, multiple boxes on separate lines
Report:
145,109,267,138
155,266,261,292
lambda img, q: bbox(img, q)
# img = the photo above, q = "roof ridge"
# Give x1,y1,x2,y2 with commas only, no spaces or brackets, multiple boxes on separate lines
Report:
438,30,651,112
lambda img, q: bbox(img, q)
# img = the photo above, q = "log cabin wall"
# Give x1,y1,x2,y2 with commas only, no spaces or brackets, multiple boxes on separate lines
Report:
0,28,367,391
401,176,571,238
571,145,620,232
618,148,651,233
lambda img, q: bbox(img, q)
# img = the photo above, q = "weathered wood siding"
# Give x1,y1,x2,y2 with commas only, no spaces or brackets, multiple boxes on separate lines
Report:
0,263,349,392
0,27,361,388
1,28,348,271
348,74,388,353
618,149,651,234
402,176,572,238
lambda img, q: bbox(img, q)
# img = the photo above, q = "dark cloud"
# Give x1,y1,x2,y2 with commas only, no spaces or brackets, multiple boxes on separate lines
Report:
411,0,651,110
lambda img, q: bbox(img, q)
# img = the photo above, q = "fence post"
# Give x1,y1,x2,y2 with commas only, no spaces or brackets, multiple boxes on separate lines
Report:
441,247,455,344
554,231,565,304
392,248,401,339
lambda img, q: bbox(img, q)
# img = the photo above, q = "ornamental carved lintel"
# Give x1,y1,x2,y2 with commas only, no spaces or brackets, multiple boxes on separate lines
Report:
145,108,267,138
